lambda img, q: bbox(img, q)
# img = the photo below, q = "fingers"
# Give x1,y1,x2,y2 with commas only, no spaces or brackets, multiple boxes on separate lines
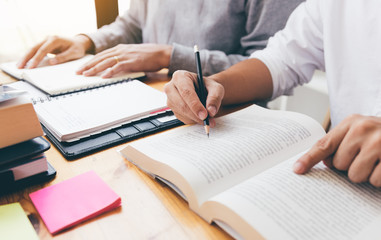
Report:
17,42,44,68
82,56,141,78
77,52,115,75
205,79,224,117
208,118,216,128
26,37,62,68
294,114,381,187
164,80,203,125
293,122,349,174
164,70,224,127
322,156,333,169
17,36,82,69
82,57,117,77
330,126,361,171
51,50,80,65
165,71,205,124
78,43,172,76
77,45,119,74
176,71,209,121
346,125,381,183
101,59,139,78
369,162,381,187
347,149,379,183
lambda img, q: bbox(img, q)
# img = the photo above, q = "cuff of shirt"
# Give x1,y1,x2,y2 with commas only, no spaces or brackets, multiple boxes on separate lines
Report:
168,43,197,75
83,33,108,54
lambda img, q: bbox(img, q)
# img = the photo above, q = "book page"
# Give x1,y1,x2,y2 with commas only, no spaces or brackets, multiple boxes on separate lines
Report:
33,80,167,141
125,105,326,209
203,154,381,240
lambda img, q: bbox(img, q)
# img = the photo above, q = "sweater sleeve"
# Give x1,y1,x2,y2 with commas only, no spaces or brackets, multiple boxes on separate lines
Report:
251,0,325,100
168,0,304,76
85,0,145,53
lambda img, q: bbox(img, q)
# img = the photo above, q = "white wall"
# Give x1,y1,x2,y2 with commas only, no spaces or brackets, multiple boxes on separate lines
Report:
0,0,131,63
118,0,131,15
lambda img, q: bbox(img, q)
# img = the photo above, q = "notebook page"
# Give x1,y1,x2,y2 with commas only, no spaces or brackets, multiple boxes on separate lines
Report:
33,80,167,141
0,55,68,80
0,62,24,79
1,55,144,95
0,57,51,79
25,56,144,95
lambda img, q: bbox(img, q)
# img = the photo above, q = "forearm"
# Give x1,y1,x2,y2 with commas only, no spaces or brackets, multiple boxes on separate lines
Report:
210,58,273,106
86,19,142,53
168,43,249,76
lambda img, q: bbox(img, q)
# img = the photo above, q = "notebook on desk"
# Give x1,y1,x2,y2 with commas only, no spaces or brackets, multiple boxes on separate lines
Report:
7,80,183,160
0,55,145,96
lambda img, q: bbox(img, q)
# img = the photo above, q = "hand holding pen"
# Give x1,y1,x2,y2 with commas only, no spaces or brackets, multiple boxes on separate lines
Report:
163,51,225,132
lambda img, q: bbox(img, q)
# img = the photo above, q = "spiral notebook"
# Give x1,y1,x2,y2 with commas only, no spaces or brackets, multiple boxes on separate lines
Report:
0,55,145,96
7,80,182,159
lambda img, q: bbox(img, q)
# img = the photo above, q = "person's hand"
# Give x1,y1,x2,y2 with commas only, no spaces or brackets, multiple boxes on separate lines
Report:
76,43,172,78
17,35,92,69
164,70,225,126
294,114,381,187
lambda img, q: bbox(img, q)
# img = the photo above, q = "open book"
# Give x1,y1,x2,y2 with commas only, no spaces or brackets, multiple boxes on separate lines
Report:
0,55,145,96
120,105,381,240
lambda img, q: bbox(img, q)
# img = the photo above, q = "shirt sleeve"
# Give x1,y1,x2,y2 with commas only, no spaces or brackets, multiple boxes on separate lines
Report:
168,0,304,76
85,0,144,53
250,0,325,100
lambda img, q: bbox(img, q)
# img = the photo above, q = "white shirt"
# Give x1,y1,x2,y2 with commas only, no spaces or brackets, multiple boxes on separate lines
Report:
251,0,381,127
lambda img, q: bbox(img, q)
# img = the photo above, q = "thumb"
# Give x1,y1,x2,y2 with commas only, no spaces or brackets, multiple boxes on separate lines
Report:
50,51,82,65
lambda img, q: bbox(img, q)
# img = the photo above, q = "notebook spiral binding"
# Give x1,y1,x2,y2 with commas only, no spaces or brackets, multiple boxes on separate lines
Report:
31,79,133,105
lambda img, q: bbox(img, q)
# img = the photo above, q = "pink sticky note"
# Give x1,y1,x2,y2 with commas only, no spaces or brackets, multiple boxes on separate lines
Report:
29,171,121,235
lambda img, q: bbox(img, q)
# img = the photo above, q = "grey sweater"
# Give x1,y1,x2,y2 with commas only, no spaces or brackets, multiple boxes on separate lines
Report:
87,0,303,75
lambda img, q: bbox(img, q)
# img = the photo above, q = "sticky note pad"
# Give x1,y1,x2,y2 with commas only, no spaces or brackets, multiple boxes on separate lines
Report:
29,171,121,234
0,202,39,240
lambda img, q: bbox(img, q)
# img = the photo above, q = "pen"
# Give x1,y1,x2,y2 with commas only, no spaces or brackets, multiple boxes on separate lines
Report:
194,45,210,137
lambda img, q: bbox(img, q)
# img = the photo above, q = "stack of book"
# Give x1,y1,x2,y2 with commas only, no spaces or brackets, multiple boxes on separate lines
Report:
0,86,56,194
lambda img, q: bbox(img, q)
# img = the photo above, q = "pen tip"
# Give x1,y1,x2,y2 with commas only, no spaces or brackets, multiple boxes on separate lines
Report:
194,45,199,52
204,125,210,137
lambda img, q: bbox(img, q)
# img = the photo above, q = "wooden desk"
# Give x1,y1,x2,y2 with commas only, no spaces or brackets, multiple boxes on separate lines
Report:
0,70,232,240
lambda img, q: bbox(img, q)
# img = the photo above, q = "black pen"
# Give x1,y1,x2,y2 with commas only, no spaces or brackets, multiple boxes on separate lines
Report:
194,45,210,137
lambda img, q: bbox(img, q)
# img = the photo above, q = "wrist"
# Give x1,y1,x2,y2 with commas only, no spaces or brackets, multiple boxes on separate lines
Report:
161,45,173,68
74,34,95,54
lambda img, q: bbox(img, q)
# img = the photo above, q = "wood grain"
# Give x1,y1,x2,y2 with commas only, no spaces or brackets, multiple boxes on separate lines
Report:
0,70,233,240
0,70,17,85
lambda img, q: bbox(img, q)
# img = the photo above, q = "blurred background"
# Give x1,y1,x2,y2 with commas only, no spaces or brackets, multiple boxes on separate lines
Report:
0,0,130,63
0,0,329,126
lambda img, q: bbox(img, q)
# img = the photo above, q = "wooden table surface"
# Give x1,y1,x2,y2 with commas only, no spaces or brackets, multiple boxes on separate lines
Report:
0,70,232,240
